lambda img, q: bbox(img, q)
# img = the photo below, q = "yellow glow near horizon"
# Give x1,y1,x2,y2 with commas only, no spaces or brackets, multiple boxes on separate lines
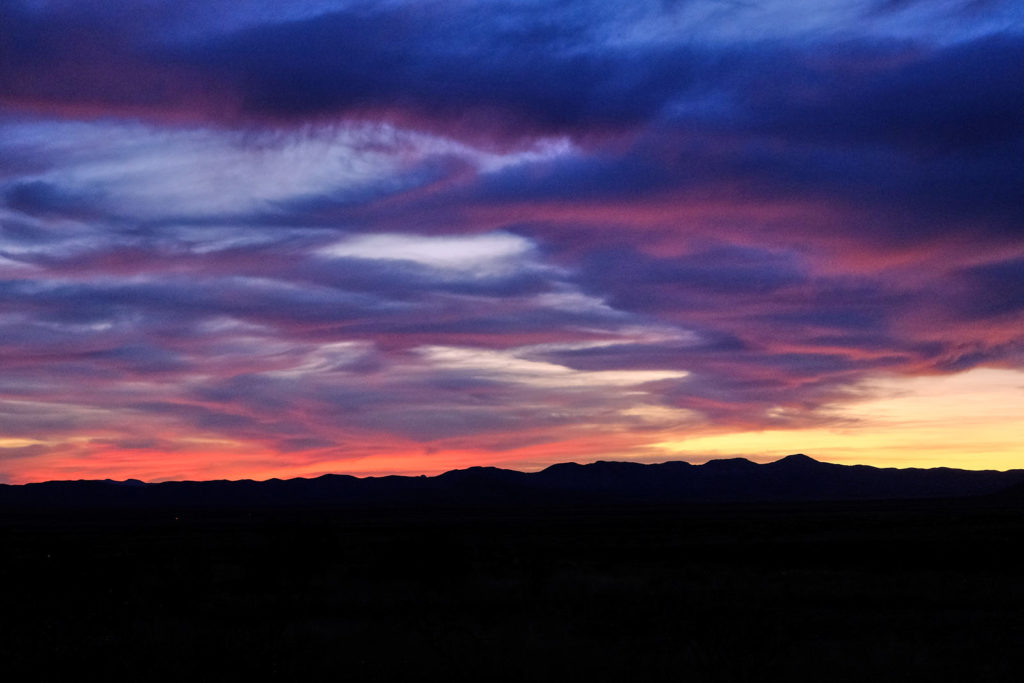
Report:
0,438,47,449
653,368,1024,470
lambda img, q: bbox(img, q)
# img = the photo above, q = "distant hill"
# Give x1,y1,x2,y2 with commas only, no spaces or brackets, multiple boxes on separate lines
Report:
2,454,1023,509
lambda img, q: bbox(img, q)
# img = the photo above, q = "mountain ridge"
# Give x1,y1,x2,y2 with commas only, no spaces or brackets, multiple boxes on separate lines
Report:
2,454,1023,509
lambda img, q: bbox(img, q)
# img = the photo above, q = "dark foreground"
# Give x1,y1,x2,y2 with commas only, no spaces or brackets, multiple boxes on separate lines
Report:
3,498,1023,681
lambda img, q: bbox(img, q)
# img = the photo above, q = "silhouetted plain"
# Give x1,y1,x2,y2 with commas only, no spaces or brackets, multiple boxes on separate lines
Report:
2,455,1023,680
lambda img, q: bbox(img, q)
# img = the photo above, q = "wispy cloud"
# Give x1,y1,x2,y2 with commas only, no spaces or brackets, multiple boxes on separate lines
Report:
0,0,1021,481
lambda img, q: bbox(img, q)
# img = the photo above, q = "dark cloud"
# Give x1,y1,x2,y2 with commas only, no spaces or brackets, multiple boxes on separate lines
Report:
3,180,104,218
0,217,62,245
0,2,205,116
178,9,711,132
954,257,1024,319
576,245,807,313
0,1,700,131
1,1,1022,479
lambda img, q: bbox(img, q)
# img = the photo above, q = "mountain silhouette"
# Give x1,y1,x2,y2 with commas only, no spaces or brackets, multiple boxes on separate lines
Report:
1,454,1022,509
765,452,823,470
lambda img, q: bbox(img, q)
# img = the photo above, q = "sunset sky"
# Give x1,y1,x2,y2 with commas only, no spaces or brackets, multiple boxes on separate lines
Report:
1,0,1022,483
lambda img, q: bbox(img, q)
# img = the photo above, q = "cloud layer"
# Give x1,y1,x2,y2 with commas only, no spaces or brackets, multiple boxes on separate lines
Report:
1,0,1022,481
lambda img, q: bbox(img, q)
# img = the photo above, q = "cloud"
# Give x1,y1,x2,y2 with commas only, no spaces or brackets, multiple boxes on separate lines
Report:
318,232,537,277
1,0,1022,480
953,257,1024,319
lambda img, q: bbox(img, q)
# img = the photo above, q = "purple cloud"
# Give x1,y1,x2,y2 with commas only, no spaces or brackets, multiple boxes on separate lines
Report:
0,0,1022,481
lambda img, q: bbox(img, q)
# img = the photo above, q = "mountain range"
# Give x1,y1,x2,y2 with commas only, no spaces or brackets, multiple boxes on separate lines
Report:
2,454,1023,509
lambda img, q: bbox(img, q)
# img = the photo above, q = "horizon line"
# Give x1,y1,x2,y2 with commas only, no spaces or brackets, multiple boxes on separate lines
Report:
7,453,1023,487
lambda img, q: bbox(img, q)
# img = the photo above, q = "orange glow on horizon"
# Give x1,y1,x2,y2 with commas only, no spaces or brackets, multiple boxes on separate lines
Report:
652,368,1024,471
3,368,1022,483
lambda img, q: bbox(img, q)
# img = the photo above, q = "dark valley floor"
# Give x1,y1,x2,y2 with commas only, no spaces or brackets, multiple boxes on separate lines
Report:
3,498,1023,681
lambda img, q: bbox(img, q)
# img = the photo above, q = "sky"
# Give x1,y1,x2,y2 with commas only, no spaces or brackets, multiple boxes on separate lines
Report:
0,0,1022,482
